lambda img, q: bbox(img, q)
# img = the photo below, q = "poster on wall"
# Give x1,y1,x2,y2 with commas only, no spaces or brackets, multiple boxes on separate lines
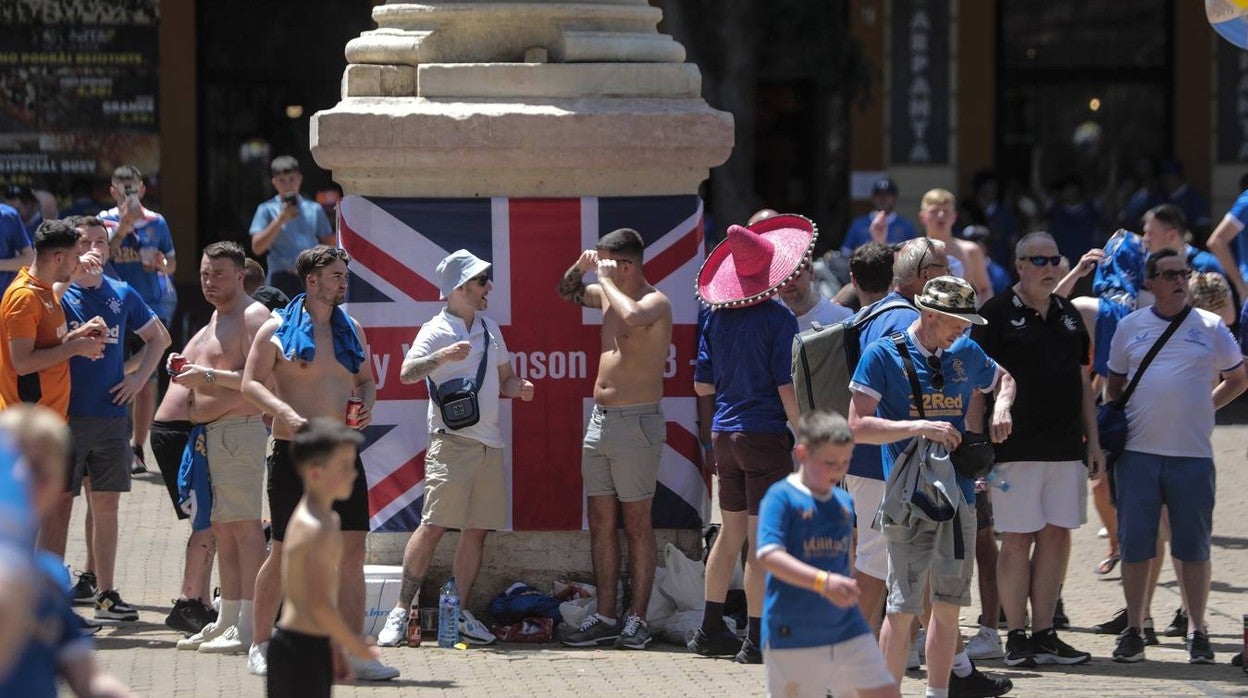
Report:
889,0,949,165
0,1,160,197
339,194,710,533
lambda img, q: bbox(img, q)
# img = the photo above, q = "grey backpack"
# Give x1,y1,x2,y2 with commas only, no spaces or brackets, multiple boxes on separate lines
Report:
791,300,913,417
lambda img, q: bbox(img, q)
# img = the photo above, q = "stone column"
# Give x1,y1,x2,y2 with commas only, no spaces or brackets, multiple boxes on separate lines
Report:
311,0,732,611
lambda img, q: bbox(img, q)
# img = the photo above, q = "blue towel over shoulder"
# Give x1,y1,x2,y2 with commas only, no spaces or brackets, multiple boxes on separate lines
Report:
273,293,365,374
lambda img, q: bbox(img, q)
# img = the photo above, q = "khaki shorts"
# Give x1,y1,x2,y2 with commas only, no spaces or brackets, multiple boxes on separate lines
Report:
422,432,505,530
885,512,977,615
581,403,665,502
205,415,267,523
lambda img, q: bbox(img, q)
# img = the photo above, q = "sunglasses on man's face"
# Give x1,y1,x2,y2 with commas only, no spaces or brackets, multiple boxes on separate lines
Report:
470,274,490,287
1023,255,1063,267
1151,268,1191,282
926,354,945,391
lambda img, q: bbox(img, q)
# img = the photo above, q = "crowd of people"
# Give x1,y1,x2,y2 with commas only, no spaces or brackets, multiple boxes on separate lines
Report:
0,156,1245,698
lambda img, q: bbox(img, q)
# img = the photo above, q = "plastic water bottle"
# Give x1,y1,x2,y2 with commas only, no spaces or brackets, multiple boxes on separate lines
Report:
438,578,460,648
985,469,1011,493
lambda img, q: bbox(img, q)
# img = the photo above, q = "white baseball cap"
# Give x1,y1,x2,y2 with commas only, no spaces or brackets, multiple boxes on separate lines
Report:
436,249,491,300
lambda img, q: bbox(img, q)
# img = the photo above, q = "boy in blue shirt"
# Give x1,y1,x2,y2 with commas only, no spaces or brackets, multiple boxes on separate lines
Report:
757,411,899,698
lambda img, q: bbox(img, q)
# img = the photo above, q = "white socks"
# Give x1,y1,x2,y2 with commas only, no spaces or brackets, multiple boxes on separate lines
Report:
926,689,949,698
238,600,255,639
218,599,241,629
951,650,973,678
595,613,617,626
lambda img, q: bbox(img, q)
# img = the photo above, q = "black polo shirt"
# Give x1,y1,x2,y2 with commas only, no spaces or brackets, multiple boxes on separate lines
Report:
971,288,1089,462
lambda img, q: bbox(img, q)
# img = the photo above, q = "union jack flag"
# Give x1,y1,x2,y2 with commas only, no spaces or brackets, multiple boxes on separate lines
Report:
339,195,710,532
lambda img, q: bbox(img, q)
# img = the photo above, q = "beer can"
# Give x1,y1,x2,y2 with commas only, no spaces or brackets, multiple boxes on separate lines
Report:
169,356,187,376
346,397,364,428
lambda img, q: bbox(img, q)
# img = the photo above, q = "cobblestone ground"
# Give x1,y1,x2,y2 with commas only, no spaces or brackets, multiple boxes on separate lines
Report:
80,408,1248,697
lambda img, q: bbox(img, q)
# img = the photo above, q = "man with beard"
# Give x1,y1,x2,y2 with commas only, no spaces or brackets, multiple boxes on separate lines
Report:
171,242,271,657
242,245,398,681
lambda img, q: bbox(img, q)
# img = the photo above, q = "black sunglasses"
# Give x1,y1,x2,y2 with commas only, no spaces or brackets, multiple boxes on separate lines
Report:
1151,268,1191,282
1023,255,1063,267
470,274,490,286
926,354,945,391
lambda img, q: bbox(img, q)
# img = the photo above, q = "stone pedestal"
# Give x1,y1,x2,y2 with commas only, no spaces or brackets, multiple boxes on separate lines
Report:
313,0,732,612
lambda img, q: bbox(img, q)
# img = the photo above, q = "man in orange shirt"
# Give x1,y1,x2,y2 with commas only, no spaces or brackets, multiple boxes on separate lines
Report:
0,219,106,417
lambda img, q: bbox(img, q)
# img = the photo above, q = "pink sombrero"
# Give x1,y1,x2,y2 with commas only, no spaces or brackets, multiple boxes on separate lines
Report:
696,213,818,308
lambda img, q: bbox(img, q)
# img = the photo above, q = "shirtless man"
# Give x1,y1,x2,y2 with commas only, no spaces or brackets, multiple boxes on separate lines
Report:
267,419,378,698
920,188,993,304
149,350,217,633
556,228,673,650
172,241,270,656
242,245,398,681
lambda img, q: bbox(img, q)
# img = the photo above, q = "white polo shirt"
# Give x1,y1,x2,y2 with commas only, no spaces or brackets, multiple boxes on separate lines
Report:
407,308,510,448
1107,306,1242,459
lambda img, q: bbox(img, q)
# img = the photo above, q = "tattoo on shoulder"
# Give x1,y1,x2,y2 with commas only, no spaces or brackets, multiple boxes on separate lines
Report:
558,267,589,306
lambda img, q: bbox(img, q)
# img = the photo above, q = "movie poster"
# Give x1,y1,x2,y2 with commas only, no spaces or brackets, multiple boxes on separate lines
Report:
0,0,160,196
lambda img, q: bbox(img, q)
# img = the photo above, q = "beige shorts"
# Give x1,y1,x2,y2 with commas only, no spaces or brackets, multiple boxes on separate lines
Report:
422,432,505,530
582,403,665,502
205,415,268,523
843,474,887,580
764,633,895,697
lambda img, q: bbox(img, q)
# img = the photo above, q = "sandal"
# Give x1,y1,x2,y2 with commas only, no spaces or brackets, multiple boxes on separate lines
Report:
1095,553,1121,575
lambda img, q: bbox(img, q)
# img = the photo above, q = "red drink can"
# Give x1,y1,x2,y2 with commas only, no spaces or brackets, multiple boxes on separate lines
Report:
346,397,363,427
169,356,186,376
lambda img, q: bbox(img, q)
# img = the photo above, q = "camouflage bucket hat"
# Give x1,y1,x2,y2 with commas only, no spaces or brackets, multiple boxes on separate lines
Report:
914,275,987,326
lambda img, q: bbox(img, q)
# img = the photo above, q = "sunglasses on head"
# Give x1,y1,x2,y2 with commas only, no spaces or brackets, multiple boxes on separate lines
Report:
1151,268,1191,281
1023,255,1063,267
926,354,945,391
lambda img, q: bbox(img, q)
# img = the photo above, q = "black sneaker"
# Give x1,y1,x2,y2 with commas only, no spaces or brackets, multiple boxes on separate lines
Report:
733,637,762,664
1187,629,1214,664
1142,617,1159,646
948,664,1013,697
1164,608,1188,638
1112,627,1146,663
130,444,147,474
71,570,97,606
1093,607,1128,635
1052,596,1070,630
687,627,741,657
1031,628,1090,665
614,614,651,650
95,589,139,621
1003,629,1035,667
166,598,211,633
1232,651,1243,667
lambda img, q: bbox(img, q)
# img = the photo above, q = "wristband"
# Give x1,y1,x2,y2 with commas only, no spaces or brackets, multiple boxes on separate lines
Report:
812,570,828,594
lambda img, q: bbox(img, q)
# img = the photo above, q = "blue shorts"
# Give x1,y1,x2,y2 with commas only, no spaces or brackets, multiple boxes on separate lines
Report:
1114,450,1216,563
1094,297,1132,376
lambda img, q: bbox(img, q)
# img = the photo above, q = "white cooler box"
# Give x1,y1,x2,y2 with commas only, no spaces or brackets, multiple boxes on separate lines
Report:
362,564,403,636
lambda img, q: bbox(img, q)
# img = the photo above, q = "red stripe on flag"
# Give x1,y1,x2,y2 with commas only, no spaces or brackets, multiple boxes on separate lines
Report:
643,217,702,283
664,421,710,493
340,215,441,301
506,198,594,530
368,452,426,514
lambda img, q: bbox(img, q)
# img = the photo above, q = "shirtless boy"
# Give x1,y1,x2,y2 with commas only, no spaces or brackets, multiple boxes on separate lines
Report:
242,245,397,681
173,242,271,655
556,228,673,649
920,188,993,304
266,418,378,698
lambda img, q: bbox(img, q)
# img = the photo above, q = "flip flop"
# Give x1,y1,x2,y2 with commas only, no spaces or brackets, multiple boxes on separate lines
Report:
1095,553,1121,575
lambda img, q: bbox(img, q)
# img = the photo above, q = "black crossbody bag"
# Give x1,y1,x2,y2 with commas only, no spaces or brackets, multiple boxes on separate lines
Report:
428,322,491,430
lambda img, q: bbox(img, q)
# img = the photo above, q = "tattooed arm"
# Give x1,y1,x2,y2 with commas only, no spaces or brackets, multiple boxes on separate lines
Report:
557,250,604,308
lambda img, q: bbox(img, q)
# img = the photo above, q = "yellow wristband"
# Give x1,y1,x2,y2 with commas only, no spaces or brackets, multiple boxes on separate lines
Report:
812,570,828,593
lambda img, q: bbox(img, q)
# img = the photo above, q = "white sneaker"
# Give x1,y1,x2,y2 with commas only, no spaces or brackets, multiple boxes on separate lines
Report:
1098,526,1109,539
459,609,497,646
177,621,226,650
349,655,400,681
377,607,409,647
199,625,248,654
966,624,1004,660
247,643,268,676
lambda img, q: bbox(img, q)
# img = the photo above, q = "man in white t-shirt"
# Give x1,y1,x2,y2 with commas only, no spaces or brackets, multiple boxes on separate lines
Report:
1105,249,1247,666
376,250,535,649
778,260,852,328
